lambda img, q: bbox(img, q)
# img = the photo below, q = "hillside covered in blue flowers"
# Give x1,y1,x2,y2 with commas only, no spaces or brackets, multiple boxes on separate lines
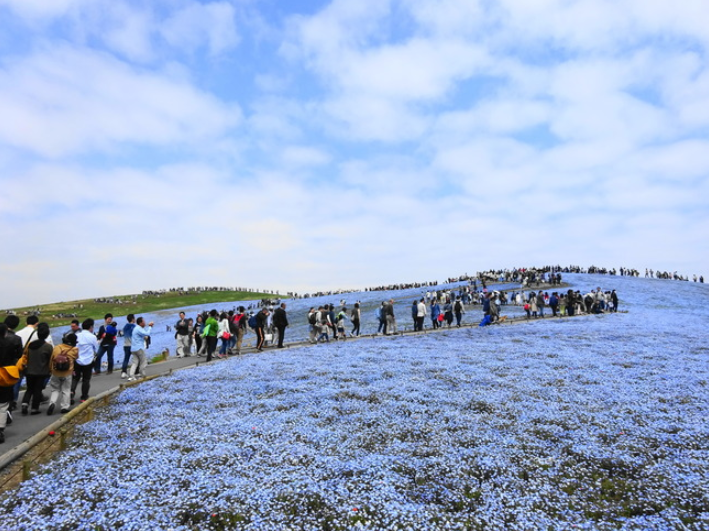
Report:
4,273,709,530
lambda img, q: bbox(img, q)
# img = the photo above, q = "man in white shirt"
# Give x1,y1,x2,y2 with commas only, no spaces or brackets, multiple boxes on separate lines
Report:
71,319,99,404
16,315,54,347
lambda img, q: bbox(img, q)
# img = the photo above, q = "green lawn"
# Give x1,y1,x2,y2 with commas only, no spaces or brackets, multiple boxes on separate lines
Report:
4,290,278,328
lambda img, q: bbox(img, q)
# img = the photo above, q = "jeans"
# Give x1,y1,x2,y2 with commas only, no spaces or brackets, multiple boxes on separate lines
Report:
219,337,230,355
121,346,132,373
94,343,116,373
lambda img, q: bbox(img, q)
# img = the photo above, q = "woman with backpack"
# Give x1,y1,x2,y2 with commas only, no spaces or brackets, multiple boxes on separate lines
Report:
47,333,79,415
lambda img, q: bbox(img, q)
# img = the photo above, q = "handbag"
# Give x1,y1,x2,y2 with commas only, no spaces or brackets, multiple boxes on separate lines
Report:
0,331,33,387
221,331,231,340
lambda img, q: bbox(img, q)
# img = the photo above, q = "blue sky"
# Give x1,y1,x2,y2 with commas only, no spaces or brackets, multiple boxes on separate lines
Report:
1,0,708,308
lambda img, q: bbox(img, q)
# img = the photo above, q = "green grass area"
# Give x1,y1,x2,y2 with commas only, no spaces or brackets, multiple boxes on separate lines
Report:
4,290,278,328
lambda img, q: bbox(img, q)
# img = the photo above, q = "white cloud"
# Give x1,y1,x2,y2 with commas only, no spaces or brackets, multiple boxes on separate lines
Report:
0,44,241,157
0,0,86,19
281,146,331,167
160,1,240,56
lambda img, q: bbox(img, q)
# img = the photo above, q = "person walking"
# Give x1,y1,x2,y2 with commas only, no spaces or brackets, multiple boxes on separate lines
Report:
128,317,153,381
255,308,269,352
0,323,23,443
47,333,78,415
120,314,136,379
416,298,427,331
453,297,464,327
217,312,231,358
21,323,53,415
94,314,117,375
71,319,99,404
273,303,288,348
193,314,205,356
350,303,361,337
202,310,219,362
174,312,191,358
430,299,440,329
384,299,397,335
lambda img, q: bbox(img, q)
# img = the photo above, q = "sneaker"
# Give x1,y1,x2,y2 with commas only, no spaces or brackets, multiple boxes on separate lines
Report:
5,412,12,425
47,403,56,415
127,377,135,382
21,403,28,416
121,372,128,379
30,409,40,415
106,370,113,375
60,408,69,414
80,399,87,403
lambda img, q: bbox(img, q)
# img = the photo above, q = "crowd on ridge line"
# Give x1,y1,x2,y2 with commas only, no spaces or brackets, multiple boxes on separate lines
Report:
4,264,703,320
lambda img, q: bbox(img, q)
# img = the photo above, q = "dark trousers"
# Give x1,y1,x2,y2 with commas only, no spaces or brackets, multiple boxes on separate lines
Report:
276,327,286,348
71,363,93,401
95,343,115,373
256,328,265,350
205,336,218,362
121,346,131,373
455,312,462,326
22,375,47,410
351,321,360,336
377,318,386,334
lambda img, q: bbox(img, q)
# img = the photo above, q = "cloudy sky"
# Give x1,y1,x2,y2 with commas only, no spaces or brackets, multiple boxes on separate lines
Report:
1,0,708,308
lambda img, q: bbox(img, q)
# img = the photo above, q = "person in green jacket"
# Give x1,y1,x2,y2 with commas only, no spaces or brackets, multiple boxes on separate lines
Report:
202,310,219,362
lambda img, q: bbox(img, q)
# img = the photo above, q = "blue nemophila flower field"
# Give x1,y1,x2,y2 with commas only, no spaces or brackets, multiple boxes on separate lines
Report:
4,274,709,530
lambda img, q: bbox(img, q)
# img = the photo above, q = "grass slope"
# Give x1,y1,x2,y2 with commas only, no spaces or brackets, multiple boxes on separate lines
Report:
4,290,278,328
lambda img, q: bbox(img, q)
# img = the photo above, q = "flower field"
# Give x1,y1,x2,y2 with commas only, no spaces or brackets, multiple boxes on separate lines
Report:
3,274,709,530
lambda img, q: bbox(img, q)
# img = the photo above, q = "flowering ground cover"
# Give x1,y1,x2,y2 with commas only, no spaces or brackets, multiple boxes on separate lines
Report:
5,274,709,530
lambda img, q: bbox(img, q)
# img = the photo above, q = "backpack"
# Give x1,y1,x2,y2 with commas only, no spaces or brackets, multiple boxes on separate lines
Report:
308,312,317,325
454,301,462,312
229,315,239,334
248,315,258,328
53,352,71,372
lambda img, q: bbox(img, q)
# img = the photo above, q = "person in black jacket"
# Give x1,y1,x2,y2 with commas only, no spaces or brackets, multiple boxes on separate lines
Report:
272,303,288,348
255,308,270,352
0,323,23,443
